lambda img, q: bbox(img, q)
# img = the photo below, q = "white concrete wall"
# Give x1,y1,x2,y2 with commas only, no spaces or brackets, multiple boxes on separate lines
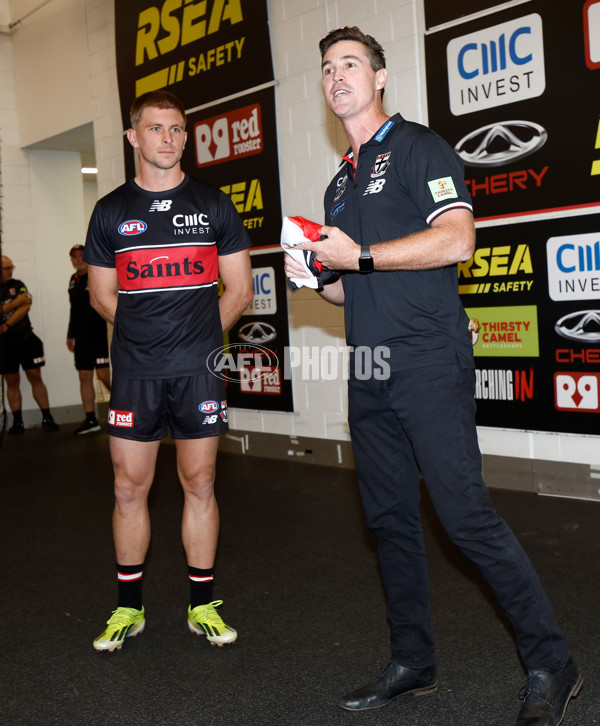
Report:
84,0,124,199
9,0,91,148
0,0,93,423
0,0,597,469
27,148,88,409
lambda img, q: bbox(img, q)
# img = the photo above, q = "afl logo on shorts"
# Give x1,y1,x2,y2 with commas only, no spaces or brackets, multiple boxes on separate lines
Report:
199,400,219,414
118,220,147,236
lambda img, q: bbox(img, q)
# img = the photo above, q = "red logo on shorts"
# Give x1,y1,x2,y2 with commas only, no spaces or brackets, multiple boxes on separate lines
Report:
108,408,135,427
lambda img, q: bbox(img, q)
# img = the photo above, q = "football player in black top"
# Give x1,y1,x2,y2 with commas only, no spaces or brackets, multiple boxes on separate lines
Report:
67,244,111,434
86,91,253,653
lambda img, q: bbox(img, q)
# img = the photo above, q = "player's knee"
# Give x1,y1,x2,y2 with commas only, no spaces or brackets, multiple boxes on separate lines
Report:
182,474,215,501
113,475,150,506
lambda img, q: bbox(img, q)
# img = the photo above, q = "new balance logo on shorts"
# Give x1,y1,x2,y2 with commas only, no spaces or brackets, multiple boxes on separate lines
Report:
108,409,135,427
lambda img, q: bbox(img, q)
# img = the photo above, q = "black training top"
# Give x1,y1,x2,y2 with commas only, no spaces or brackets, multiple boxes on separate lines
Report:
84,174,251,379
67,272,108,342
0,278,32,340
323,113,475,372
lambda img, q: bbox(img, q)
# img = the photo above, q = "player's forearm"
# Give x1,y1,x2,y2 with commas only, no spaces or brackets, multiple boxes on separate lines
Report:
90,292,117,325
219,287,253,334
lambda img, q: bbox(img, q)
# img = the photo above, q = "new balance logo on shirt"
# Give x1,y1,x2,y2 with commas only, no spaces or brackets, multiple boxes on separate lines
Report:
364,179,386,195
149,200,173,212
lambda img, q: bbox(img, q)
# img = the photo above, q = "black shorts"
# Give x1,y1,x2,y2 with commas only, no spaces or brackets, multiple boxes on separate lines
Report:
107,373,229,441
74,338,110,370
0,332,45,374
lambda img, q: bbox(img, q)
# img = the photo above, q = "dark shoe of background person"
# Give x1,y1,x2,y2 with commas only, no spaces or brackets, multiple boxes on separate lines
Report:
515,654,582,726
41,417,59,432
8,421,25,435
74,419,101,435
338,661,438,711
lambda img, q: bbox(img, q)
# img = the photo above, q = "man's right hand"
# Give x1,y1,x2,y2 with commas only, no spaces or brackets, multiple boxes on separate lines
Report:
283,252,310,281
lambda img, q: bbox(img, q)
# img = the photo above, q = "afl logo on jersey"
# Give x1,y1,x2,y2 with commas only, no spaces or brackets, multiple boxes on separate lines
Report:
118,220,147,236
199,400,219,414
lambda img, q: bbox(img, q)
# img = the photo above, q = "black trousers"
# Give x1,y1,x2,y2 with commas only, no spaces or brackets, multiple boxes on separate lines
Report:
348,360,567,670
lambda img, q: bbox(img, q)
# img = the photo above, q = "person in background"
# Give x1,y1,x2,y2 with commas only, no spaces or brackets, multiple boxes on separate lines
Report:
85,90,253,654
283,26,581,726
67,244,111,435
0,255,59,434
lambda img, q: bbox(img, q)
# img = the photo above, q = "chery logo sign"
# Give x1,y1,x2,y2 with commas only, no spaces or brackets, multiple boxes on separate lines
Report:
555,310,600,343
455,121,547,167
238,322,277,344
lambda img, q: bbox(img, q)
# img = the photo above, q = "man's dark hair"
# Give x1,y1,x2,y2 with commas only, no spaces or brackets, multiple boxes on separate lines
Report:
319,26,386,71
129,90,187,129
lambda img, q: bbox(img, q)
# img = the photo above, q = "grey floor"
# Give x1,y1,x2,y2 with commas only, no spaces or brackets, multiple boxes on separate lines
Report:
1,424,597,726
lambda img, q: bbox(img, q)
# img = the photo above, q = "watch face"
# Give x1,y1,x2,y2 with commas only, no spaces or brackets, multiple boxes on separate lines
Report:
359,251,374,273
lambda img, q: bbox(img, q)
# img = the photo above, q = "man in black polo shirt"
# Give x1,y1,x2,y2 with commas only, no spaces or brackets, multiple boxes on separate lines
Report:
1,255,59,434
283,26,580,726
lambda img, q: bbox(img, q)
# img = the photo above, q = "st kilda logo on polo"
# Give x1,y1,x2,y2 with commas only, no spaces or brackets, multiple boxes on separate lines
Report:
371,151,391,178
115,244,219,293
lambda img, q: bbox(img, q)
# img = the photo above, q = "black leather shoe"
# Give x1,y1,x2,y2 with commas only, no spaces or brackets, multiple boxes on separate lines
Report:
338,661,438,711
515,654,583,725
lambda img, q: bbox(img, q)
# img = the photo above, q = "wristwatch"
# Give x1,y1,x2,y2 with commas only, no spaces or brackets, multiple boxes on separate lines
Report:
359,243,374,274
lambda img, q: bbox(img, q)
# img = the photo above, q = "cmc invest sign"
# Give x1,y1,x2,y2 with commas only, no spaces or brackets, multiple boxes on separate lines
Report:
446,13,546,116
546,233,600,301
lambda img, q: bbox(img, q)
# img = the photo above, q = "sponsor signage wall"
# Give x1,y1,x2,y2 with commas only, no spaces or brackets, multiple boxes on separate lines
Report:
223,250,293,411
183,88,282,247
425,1,600,219
425,1,600,435
461,215,600,435
114,0,273,131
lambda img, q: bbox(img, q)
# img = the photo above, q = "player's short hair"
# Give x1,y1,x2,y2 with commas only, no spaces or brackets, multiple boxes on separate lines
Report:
319,26,386,72
129,90,187,129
